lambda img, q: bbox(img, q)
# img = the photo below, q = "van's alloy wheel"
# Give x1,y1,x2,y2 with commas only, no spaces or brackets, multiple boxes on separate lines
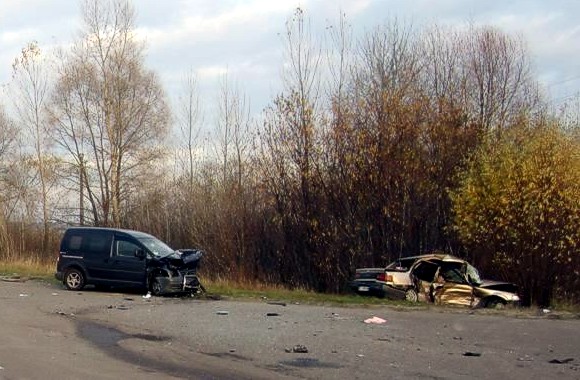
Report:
150,277,163,296
64,268,85,291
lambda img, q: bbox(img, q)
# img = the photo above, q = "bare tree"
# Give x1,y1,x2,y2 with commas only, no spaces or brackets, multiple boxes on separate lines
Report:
211,72,253,278
176,69,203,190
256,7,324,287
462,25,540,132
215,73,251,190
11,41,54,253
0,106,18,258
50,0,170,227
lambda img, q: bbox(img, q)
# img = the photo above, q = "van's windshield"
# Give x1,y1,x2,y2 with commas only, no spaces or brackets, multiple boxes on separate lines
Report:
138,237,175,258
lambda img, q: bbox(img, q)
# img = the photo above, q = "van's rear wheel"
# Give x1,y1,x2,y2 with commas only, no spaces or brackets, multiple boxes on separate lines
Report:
64,268,85,291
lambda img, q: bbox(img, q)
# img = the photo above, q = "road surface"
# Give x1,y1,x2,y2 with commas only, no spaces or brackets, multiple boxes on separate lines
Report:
0,279,578,379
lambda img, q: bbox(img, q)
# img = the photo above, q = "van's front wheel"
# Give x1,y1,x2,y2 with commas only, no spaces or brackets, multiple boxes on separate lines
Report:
150,277,163,296
64,268,85,291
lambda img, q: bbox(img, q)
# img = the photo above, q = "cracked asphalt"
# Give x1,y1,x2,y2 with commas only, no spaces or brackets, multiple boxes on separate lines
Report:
0,279,578,379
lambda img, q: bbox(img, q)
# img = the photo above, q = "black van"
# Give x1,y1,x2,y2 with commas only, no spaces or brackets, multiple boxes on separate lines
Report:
55,227,204,295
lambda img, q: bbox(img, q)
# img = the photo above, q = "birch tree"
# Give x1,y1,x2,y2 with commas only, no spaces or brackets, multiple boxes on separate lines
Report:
50,0,170,227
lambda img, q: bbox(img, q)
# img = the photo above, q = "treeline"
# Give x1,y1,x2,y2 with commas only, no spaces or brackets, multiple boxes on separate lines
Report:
0,2,577,307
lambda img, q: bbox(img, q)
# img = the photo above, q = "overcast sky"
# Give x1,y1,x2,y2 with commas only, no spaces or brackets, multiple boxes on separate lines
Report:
1,0,579,121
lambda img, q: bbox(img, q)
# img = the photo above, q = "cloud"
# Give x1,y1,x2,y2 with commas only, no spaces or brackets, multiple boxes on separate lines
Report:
1,0,579,110
136,0,295,49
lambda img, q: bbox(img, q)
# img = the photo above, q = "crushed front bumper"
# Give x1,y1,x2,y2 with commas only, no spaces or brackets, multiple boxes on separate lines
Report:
154,273,202,294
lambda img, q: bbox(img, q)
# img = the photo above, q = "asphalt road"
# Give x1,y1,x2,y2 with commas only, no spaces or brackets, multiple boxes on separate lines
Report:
0,279,578,379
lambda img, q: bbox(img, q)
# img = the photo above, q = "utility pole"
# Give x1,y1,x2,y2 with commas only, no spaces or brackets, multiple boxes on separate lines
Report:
79,153,84,226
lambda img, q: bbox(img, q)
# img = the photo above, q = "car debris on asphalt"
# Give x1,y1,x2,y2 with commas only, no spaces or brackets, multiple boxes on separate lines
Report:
364,316,387,324
549,358,574,364
294,345,308,353
266,301,287,306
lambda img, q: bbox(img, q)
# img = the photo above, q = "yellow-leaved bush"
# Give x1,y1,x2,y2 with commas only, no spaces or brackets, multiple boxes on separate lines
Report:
450,120,579,306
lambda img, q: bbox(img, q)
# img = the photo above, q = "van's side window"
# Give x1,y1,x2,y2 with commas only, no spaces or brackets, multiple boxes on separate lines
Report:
69,235,82,251
115,239,140,257
85,232,112,257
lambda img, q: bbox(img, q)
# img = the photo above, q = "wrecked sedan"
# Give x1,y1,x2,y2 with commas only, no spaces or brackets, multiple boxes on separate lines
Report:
411,254,520,308
350,254,520,308
55,227,205,296
349,256,422,300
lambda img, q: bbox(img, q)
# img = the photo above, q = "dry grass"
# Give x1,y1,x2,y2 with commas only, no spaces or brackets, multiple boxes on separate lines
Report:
202,277,402,306
0,258,55,279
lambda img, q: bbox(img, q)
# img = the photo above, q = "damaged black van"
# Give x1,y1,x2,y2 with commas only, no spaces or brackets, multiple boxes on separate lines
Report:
55,227,205,296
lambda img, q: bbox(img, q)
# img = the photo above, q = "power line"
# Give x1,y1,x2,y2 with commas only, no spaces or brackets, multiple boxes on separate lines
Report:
546,74,580,88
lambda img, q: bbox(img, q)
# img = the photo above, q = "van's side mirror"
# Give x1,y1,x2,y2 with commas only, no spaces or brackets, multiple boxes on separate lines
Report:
135,248,146,259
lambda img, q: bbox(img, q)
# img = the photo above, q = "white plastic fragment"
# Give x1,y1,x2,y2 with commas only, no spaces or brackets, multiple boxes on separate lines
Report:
143,292,152,299
19,293,28,297
364,316,387,324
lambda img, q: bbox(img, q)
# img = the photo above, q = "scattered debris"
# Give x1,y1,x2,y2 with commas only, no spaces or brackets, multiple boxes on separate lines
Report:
107,305,130,310
549,358,574,364
266,312,280,317
1,275,28,283
517,355,534,362
143,292,152,299
51,293,58,296
0,365,4,370
55,311,75,317
216,311,229,315
542,309,551,314
123,297,135,301
229,349,236,353
356,354,365,358
364,316,387,324
267,301,287,307
290,345,308,353
463,352,482,357
19,293,28,297
453,336,462,341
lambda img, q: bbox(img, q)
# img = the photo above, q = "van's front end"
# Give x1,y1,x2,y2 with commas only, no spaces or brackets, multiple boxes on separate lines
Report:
147,249,205,295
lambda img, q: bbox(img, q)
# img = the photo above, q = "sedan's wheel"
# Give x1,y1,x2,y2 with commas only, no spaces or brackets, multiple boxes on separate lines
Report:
150,277,163,296
64,268,85,291
486,298,506,309
405,288,418,302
